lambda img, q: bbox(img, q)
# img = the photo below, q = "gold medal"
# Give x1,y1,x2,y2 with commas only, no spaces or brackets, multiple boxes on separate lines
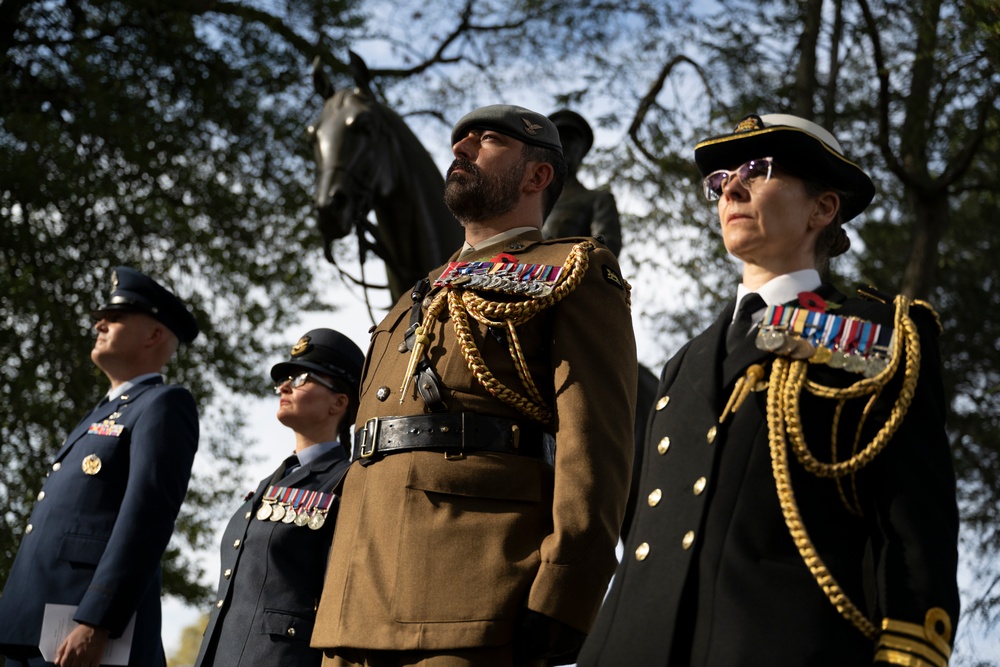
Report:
270,504,286,522
809,345,833,365
256,503,273,521
282,508,297,524
81,454,102,475
294,511,311,527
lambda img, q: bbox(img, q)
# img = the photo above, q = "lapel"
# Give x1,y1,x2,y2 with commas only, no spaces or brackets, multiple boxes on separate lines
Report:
682,301,735,410
249,445,350,507
55,377,163,463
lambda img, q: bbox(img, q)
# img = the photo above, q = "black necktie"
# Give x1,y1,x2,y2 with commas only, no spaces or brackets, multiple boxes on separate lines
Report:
268,454,300,485
726,293,766,354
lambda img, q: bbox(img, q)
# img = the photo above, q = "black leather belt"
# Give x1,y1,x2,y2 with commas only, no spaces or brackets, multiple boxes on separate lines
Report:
353,413,547,466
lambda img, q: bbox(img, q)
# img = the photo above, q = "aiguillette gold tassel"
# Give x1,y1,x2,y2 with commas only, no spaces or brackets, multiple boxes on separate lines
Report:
399,325,431,403
720,363,766,423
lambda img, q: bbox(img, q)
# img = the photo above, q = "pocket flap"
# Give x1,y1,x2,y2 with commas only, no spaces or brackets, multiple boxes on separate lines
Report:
260,609,314,641
404,451,543,502
57,533,108,565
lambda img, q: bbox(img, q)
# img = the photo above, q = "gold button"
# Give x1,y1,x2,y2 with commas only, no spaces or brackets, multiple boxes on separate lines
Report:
706,425,717,444
682,530,695,549
635,542,650,561
655,395,670,411
693,477,707,495
245,511,252,520
657,437,670,455
233,539,241,549
25,524,33,535
286,627,296,638
37,491,45,501
216,599,224,608
52,462,61,471
647,489,662,507
224,569,232,579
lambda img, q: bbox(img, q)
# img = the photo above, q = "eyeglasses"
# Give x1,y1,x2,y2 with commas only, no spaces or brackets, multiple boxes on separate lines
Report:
273,372,336,394
703,157,774,200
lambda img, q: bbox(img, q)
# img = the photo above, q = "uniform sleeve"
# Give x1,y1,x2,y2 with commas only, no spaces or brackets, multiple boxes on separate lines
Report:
74,387,199,635
526,246,637,632
867,307,960,665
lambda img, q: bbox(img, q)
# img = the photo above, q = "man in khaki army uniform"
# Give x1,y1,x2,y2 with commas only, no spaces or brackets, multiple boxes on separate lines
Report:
311,105,637,667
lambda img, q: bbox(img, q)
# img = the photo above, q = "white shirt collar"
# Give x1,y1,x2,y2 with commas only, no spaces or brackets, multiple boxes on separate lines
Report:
733,269,822,323
106,372,162,401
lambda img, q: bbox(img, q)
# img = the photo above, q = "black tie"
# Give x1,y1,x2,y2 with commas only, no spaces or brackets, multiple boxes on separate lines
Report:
726,293,766,354
268,454,300,485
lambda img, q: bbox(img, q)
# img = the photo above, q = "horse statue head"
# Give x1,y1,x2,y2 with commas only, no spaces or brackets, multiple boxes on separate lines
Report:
310,52,463,301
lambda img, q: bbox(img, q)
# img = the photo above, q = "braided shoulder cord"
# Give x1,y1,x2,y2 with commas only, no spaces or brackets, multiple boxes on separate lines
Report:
449,241,595,423
767,294,925,639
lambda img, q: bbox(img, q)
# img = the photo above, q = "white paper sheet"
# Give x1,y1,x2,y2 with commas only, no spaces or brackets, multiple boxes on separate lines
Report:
39,604,135,665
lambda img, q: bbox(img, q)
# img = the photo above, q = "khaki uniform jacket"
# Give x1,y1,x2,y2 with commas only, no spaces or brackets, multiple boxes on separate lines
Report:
311,230,637,651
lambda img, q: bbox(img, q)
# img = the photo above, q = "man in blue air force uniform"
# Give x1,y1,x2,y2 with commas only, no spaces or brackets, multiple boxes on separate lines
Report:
0,266,200,667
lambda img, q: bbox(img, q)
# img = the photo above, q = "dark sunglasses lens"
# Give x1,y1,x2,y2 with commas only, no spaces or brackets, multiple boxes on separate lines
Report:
705,172,727,197
741,159,769,181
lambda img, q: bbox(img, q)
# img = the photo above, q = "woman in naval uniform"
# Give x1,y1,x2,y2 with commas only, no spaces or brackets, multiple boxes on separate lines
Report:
194,328,363,667
579,114,959,666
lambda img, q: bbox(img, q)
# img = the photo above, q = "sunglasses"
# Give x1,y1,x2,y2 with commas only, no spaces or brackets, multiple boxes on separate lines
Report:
703,157,774,200
273,371,336,394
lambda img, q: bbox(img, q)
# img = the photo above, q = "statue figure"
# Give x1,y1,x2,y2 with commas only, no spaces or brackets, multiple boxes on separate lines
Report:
542,110,623,256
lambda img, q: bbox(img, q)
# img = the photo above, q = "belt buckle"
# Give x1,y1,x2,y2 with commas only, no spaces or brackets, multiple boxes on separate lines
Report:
359,418,380,459
444,414,466,460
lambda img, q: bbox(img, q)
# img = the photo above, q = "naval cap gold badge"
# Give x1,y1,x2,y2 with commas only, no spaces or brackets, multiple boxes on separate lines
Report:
290,336,311,357
82,454,102,475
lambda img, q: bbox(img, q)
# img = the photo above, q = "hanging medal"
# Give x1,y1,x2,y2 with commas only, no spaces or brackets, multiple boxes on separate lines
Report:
256,486,280,521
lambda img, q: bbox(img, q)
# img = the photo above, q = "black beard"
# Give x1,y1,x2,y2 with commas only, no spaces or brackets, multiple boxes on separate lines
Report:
444,157,523,224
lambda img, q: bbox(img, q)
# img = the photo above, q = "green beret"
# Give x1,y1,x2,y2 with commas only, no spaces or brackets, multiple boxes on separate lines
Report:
451,105,562,154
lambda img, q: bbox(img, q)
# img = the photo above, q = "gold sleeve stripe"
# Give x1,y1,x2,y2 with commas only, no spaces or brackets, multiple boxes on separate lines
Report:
881,607,953,659
875,636,948,667
874,649,940,667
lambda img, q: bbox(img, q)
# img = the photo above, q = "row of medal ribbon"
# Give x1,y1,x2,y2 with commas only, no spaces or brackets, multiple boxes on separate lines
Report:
755,304,894,378
435,260,563,298
256,485,335,530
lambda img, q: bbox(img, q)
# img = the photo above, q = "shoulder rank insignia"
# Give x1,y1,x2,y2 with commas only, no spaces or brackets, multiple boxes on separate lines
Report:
434,259,563,298
755,304,893,377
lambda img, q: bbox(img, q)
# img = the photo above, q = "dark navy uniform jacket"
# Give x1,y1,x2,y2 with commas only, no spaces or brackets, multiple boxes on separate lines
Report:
0,377,198,667
579,287,959,666
194,444,351,667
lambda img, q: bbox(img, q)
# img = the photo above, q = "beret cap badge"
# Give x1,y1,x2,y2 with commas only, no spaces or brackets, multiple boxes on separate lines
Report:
521,118,543,136
290,336,311,357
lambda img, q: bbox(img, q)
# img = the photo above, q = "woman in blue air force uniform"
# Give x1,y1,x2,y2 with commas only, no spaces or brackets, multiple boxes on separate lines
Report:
195,328,363,667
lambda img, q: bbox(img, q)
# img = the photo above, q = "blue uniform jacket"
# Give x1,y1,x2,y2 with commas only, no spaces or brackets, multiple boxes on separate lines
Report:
194,444,351,667
0,377,199,667
579,287,959,666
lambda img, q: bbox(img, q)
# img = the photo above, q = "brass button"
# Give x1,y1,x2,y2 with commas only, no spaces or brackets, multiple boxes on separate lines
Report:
647,489,662,507
682,530,695,549
37,491,45,501
376,386,391,401
657,437,670,455
25,524,32,535
224,569,232,579
245,511,252,520
233,539,241,549
635,542,650,561
52,462,62,471
216,599,224,608
286,627,296,638
655,395,670,411
693,477,707,495
706,425,717,444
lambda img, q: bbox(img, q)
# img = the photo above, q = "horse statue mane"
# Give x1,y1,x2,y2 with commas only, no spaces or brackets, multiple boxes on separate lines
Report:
310,52,464,301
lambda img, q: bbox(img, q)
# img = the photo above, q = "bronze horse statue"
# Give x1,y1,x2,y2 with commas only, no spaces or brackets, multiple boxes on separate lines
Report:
309,53,657,534
310,53,463,301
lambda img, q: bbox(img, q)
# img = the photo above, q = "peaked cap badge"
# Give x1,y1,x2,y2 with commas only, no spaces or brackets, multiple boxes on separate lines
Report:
290,336,311,357
521,118,543,136
735,114,765,134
